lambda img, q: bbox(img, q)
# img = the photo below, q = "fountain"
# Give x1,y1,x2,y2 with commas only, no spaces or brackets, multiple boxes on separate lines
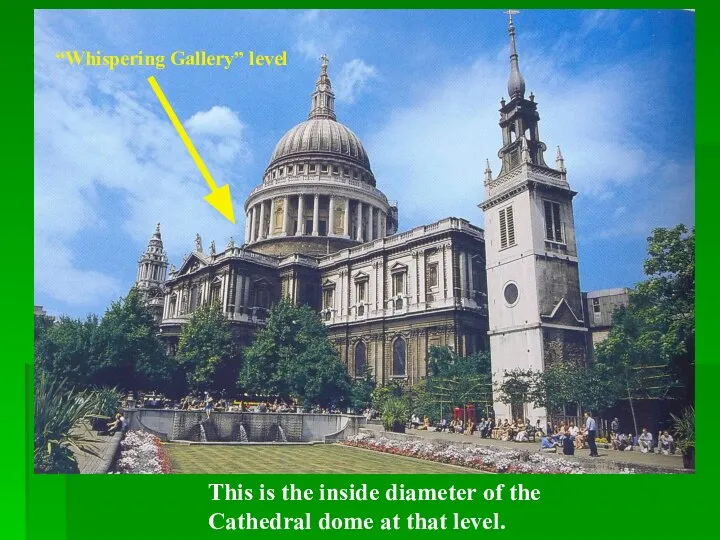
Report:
131,409,362,443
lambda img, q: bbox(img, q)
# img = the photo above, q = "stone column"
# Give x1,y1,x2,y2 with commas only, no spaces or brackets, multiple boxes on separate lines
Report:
369,206,375,240
163,293,170,319
243,276,251,308
468,256,475,300
222,272,230,313
356,201,363,241
244,212,251,243
344,197,350,238
258,201,266,240
269,198,277,237
249,205,257,242
282,196,289,236
233,273,242,311
419,250,426,305
328,195,335,236
459,251,467,299
296,195,304,235
312,193,320,236
440,243,447,299
444,243,454,299
377,210,384,239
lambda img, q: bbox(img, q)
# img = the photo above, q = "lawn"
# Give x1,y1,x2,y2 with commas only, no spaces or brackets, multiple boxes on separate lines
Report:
163,443,484,474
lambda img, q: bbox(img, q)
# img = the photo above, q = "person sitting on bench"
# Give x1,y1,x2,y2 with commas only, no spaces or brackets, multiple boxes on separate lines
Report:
638,428,654,453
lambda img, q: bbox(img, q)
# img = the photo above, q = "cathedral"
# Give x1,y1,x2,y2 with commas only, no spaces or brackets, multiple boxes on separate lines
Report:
135,18,617,425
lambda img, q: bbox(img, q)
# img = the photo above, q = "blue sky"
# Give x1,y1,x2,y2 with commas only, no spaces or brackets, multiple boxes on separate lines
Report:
34,9,694,318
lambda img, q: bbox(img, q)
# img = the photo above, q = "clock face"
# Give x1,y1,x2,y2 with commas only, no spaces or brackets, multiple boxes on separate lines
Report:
503,282,519,305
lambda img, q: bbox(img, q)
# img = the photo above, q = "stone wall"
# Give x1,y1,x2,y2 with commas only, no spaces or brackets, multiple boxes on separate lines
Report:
124,409,365,443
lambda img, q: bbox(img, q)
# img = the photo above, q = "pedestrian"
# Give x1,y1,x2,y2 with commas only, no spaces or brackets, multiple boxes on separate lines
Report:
204,396,214,419
611,417,620,434
584,411,599,457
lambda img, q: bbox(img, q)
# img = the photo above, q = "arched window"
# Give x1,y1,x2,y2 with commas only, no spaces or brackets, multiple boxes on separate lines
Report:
210,279,222,304
355,342,366,377
393,337,406,376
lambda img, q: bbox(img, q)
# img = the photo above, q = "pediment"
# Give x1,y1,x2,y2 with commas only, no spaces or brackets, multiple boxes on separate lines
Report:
175,252,209,276
353,271,369,282
322,279,336,289
542,297,583,326
390,262,408,274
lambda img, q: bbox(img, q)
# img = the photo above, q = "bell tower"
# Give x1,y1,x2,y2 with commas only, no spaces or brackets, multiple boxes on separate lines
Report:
480,13,588,426
136,223,168,322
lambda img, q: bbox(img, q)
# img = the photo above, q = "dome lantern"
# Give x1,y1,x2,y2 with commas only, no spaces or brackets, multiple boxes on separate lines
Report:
309,53,336,121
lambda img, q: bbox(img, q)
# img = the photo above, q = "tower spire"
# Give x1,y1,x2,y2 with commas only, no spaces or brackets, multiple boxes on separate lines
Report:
136,223,168,322
308,53,337,121
505,10,526,100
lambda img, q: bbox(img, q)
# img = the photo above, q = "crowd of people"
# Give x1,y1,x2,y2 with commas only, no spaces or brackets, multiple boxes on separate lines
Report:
606,427,675,455
127,391,356,416
405,410,679,459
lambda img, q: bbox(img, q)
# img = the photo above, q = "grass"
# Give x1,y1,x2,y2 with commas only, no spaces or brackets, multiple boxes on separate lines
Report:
163,443,484,474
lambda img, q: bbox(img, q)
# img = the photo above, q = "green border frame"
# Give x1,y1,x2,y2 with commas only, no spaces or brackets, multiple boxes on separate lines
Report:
16,5,711,539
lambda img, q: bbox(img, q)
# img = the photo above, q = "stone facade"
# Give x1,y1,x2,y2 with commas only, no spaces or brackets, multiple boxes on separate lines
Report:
581,288,630,356
135,24,622,418
154,216,489,378
143,57,489,384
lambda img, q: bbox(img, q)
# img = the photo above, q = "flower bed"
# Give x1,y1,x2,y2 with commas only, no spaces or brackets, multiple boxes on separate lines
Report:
343,434,586,474
115,430,172,474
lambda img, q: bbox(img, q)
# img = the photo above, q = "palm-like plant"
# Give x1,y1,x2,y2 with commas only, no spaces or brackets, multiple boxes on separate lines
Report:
381,396,410,432
34,374,100,473
670,406,695,469
670,407,695,452
93,386,123,417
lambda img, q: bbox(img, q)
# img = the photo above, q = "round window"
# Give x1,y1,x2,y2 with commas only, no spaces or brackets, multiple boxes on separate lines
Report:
503,283,519,305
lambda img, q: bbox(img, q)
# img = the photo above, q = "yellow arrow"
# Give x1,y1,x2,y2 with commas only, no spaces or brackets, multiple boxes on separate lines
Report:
147,75,236,224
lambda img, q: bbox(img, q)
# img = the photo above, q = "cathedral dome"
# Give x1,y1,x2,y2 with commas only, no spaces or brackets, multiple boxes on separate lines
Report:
244,56,397,258
268,118,371,170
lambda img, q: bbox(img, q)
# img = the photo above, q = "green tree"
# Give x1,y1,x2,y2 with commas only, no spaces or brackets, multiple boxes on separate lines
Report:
424,346,493,420
497,368,537,413
176,301,239,395
34,314,101,387
350,364,376,411
532,362,623,417
530,362,578,415
239,299,351,408
595,225,694,405
94,288,168,391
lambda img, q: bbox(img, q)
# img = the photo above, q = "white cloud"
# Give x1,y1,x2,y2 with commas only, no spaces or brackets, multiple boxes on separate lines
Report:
34,14,251,310
34,238,123,306
334,59,378,104
186,106,245,138
593,159,695,240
